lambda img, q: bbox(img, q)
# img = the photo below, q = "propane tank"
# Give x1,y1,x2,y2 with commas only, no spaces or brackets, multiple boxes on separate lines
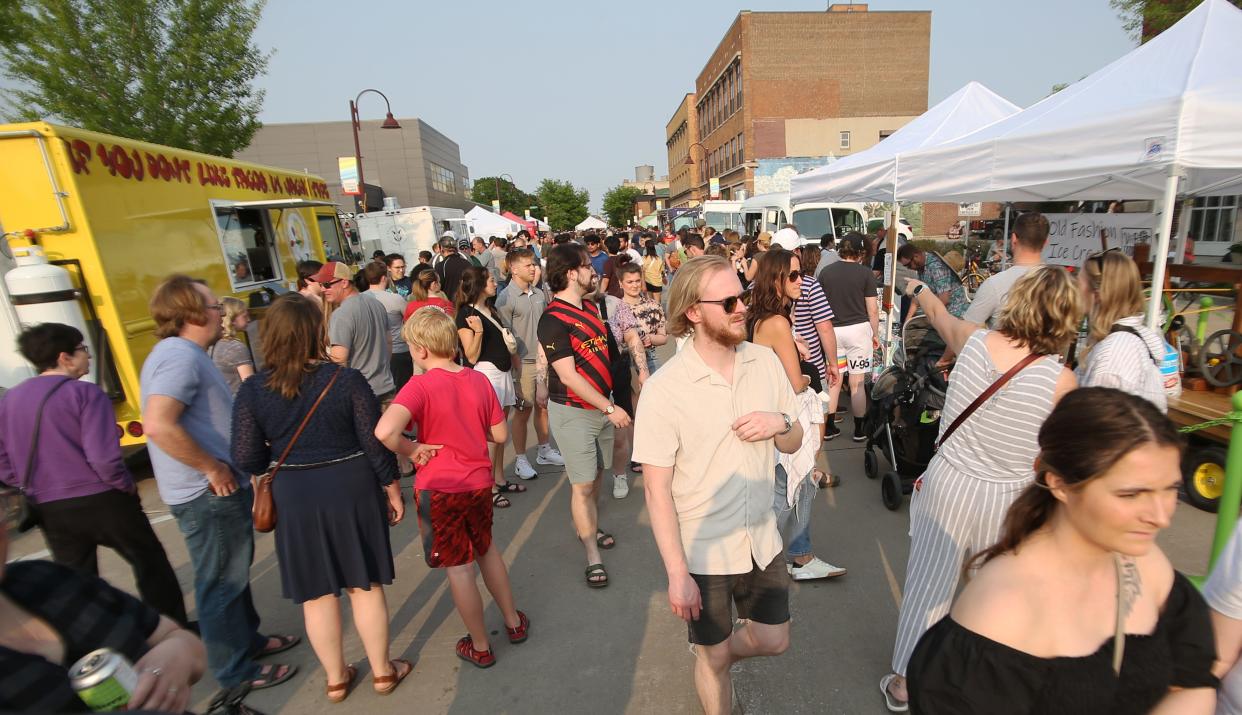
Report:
4,245,96,383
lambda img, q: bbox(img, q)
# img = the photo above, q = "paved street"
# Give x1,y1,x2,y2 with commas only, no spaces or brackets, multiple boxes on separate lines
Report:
6,423,1218,715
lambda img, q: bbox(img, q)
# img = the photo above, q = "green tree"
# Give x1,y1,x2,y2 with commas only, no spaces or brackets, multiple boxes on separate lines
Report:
0,0,270,157
1110,0,1242,41
536,178,589,231
601,184,644,228
471,176,538,215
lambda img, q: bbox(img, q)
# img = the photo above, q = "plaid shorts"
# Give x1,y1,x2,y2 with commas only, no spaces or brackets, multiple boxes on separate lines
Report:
414,487,493,568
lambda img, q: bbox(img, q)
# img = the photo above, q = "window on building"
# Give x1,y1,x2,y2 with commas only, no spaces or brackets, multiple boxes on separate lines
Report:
736,69,743,109
1190,195,1238,243
430,163,455,193
213,205,281,290
839,131,851,150
739,133,744,163
879,130,895,141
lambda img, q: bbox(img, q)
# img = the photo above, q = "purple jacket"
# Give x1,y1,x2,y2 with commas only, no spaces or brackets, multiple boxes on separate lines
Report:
0,375,133,503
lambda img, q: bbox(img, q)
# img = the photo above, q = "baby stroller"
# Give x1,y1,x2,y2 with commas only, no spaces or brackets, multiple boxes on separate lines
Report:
862,315,950,510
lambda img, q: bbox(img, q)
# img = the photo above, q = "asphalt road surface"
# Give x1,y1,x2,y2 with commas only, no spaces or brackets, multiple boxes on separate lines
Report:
6,370,1219,715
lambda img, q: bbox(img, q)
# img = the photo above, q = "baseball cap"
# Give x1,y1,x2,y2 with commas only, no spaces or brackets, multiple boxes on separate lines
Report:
310,261,352,284
457,238,471,250
840,232,866,253
772,227,800,251
709,234,726,246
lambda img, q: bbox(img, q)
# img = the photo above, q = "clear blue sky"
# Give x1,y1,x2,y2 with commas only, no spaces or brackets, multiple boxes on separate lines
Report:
201,2,1136,210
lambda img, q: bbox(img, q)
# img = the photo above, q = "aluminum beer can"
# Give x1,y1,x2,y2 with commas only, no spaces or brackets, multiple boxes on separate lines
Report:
69,648,137,711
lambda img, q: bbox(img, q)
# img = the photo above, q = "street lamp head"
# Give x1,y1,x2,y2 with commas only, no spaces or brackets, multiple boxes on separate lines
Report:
381,113,401,129
683,156,695,165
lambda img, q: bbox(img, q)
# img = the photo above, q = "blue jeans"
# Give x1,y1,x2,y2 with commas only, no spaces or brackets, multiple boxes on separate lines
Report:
169,487,265,687
773,465,814,559
644,348,659,376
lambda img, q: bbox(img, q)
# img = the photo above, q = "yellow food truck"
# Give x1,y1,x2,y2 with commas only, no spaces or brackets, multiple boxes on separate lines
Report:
0,122,352,445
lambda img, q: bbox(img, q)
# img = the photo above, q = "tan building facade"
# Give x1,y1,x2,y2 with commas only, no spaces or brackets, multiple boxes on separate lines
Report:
665,94,701,207
669,4,931,201
235,118,472,213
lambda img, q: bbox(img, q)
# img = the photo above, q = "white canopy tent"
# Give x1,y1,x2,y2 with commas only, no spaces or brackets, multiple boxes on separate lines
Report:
890,0,1242,327
465,206,524,239
575,215,607,231
788,81,1020,204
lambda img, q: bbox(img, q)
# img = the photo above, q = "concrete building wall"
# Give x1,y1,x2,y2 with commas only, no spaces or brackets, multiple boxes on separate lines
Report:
235,118,471,213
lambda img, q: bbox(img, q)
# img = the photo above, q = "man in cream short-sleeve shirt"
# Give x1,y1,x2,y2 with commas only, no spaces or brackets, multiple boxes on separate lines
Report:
633,255,802,715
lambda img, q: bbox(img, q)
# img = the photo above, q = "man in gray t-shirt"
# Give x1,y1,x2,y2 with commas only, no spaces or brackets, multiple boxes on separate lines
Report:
962,212,1049,328
315,261,396,398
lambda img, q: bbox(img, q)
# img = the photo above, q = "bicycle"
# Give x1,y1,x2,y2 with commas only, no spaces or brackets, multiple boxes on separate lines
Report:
960,246,988,297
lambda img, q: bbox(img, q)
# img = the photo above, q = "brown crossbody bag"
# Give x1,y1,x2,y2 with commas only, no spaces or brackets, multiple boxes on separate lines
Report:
935,352,1043,451
252,367,341,533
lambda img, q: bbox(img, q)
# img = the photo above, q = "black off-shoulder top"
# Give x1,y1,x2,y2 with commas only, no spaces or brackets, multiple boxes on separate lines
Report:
907,572,1218,715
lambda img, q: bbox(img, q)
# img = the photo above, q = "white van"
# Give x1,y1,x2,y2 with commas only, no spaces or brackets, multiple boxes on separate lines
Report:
355,205,469,266
701,200,743,233
740,192,868,245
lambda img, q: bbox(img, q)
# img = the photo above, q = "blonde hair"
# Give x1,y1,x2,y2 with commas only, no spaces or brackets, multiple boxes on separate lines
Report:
995,265,1084,356
402,306,458,358
667,256,732,338
219,297,248,341
1081,251,1144,344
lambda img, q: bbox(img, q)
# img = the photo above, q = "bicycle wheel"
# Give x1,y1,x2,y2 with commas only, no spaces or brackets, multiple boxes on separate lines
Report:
962,272,985,296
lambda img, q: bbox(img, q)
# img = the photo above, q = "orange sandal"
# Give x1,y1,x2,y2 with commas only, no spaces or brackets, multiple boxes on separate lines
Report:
372,658,413,696
326,665,357,703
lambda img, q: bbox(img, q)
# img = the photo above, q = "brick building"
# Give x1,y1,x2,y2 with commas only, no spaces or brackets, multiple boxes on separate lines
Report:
666,94,701,207
667,4,931,201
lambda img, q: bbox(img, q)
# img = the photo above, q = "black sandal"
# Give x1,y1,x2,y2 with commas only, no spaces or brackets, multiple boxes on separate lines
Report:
595,529,616,549
248,663,297,691
492,490,511,509
496,480,527,493
585,563,609,588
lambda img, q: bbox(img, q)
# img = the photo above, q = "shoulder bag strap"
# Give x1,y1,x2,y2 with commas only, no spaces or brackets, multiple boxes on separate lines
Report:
1112,552,1140,676
22,378,74,492
1108,324,1159,364
936,352,1043,451
268,367,342,479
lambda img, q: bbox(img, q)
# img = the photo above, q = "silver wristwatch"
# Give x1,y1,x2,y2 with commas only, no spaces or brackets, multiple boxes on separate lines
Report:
778,413,793,435
604,404,616,415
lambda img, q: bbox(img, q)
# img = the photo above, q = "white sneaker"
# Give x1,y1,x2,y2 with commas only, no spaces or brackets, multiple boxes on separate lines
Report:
789,557,847,581
536,444,565,466
612,474,629,499
514,455,537,480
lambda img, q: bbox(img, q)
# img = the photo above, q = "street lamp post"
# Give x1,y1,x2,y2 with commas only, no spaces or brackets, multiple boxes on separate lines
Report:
683,142,707,204
493,173,515,213
349,89,401,214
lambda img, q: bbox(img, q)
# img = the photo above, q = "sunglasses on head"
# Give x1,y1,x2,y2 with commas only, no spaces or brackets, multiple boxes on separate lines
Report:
1087,247,1122,268
697,293,747,313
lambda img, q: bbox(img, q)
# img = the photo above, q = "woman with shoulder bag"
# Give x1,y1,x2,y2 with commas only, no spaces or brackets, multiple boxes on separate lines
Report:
454,266,525,507
1076,249,1168,412
0,323,187,627
880,266,1082,712
230,294,412,703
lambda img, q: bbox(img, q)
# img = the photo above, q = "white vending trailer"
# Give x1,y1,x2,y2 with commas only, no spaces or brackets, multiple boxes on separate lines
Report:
354,205,469,266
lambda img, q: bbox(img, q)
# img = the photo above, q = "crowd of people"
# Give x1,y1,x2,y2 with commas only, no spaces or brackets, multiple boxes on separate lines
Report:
0,213,1241,715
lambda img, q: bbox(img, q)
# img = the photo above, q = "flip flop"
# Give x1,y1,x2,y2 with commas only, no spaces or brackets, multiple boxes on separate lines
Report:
254,634,301,658
596,529,616,550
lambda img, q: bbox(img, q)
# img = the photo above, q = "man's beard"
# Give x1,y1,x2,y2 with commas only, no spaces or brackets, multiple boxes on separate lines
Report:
701,315,745,347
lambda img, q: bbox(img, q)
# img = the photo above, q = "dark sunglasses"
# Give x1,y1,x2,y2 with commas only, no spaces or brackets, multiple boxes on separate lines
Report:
788,270,802,282
319,279,343,288
697,293,747,313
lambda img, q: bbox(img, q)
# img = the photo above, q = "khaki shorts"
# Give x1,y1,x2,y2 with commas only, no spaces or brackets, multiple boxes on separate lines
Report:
547,400,614,484
515,360,536,407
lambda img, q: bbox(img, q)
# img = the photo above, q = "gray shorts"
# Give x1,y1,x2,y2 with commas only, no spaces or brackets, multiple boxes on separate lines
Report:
547,401,615,484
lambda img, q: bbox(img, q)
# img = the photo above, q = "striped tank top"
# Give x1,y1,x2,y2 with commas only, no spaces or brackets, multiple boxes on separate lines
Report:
936,330,1064,483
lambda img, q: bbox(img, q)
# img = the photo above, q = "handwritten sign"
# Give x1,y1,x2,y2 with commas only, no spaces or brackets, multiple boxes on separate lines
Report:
1040,213,1156,267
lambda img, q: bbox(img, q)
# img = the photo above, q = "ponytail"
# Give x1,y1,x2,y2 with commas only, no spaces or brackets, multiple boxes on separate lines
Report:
964,475,1058,576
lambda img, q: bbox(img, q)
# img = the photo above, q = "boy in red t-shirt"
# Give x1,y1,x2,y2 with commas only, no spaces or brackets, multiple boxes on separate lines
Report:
375,306,529,668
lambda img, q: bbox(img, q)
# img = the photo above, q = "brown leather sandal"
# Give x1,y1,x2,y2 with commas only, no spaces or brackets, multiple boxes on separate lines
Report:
326,665,357,703
372,658,413,696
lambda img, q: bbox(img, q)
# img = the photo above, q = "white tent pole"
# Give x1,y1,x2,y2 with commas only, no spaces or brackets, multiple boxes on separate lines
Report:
883,202,901,367
1145,166,1182,330
1000,205,1012,270
1172,198,1193,265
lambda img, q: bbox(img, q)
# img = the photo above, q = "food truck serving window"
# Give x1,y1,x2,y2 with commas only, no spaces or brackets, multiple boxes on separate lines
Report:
214,206,282,289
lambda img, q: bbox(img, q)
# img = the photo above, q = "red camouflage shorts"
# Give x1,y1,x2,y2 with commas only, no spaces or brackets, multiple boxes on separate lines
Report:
414,487,493,568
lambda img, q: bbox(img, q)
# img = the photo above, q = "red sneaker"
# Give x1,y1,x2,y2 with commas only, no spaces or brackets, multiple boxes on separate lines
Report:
506,610,530,644
456,636,496,668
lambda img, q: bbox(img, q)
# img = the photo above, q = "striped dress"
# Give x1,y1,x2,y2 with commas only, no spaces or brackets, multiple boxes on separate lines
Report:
792,276,836,386
891,329,1064,675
